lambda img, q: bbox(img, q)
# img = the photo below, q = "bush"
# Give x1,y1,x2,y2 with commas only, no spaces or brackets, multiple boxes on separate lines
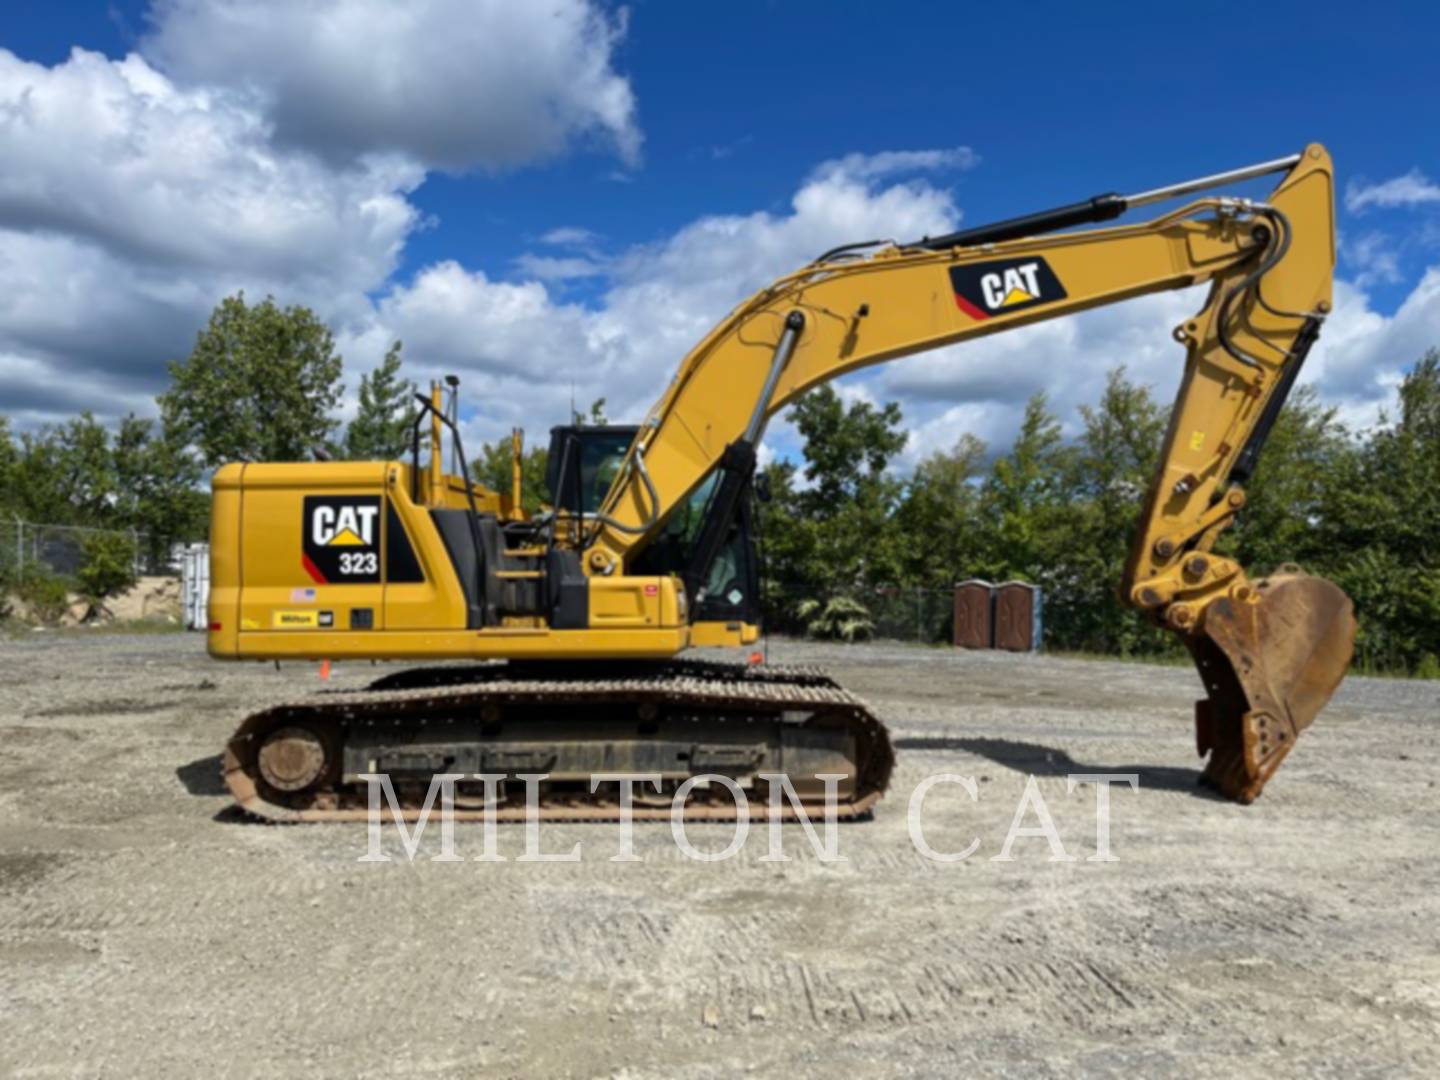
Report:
17,573,71,623
77,532,138,609
796,596,875,643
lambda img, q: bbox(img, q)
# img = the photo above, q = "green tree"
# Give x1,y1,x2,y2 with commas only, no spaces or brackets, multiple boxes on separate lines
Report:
343,342,416,460
0,413,206,566
0,416,18,517
1223,384,1352,574
4,415,118,527
895,433,987,587
161,292,344,466
0,417,17,595
1370,349,1440,562
76,532,138,613
112,416,210,561
759,385,908,618
1058,368,1171,654
1323,351,1440,672
7,429,67,524
976,392,1076,583
788,384,906,508
753,459,818,627
574,398,609,426
472,436,552,513
53,414,118,525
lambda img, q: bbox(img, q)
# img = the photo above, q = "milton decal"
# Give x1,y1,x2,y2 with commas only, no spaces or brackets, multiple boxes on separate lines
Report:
302,496,381,584
950,256,1067,320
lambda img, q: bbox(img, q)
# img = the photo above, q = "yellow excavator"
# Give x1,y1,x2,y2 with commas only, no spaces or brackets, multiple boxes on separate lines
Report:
209,144,1355,821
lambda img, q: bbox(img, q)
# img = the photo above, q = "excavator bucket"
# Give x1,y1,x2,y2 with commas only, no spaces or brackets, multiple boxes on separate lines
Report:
1185,569,1356,803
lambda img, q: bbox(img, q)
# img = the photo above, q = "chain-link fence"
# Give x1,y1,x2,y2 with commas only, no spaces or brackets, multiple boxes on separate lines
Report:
864,586,955,643
0,518,174,582
763,586,956,645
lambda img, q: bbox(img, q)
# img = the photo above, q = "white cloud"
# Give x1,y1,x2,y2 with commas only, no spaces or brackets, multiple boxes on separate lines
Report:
1301,269,1440,429
1342,231,1403,288
0,0,643,428
1346,170,1440,212
707,135,753,161
0,45,423,423
512,254,609,282
519,224,609,280
540,227,602,247
0,48,420,285
340,158,962,444
809,147,979,184
366,261,610,381
143,0,641,173
605,163,958,316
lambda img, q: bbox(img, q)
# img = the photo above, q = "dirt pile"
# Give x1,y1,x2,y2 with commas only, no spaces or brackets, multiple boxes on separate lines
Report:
3,575,181,627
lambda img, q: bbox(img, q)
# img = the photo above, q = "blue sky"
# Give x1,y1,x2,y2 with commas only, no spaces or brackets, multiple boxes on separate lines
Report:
1,0,1437,465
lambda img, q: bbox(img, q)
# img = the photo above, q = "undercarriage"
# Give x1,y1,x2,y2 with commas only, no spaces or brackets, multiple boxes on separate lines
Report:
223,660,895,822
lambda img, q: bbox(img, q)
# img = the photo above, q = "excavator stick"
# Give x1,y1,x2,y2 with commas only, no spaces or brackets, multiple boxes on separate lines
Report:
1105,145,1351,801
1185,570,1355,802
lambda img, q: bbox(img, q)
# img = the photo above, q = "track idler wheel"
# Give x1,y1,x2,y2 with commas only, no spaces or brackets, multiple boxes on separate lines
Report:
1186,569,1356,803
257,727,328,793
223,717,339,814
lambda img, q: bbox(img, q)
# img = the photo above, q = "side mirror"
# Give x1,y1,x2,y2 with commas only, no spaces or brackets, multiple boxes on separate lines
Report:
753,473,773,504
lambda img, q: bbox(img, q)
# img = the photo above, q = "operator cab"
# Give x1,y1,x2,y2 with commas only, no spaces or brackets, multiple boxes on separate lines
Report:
544,424,635,517
544,425,761,626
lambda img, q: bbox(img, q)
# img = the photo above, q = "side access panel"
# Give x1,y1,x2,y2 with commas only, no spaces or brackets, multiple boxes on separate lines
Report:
237,464,388,635
230,462,467,645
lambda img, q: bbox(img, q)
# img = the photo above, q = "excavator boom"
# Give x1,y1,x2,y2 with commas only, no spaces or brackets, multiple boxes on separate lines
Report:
209,145,1355,817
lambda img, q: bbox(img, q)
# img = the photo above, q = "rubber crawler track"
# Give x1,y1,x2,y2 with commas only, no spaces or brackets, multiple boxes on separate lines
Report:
222,661,895,823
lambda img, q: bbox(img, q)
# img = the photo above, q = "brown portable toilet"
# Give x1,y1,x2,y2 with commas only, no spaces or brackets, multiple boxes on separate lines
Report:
952,580,995,649
993,581,1043,652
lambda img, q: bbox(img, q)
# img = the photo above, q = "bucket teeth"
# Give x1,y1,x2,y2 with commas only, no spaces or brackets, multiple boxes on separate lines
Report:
1186,570,1356,803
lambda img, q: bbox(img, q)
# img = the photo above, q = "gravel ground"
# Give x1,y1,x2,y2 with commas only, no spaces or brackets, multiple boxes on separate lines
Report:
1,632,1437,1078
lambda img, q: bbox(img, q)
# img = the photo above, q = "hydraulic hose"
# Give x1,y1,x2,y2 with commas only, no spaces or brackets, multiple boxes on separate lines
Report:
1216,204,1293,371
